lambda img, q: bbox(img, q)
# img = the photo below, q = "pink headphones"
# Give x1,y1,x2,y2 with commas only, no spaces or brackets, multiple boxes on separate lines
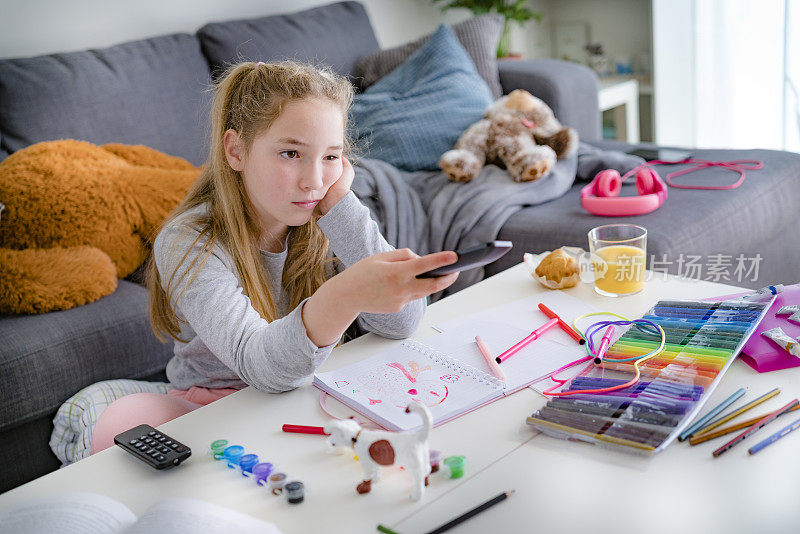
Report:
580,167,668,217
580,158,764,217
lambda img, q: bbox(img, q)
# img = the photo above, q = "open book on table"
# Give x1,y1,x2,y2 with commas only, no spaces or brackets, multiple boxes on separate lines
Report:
314,316,587,431
0,492,282,534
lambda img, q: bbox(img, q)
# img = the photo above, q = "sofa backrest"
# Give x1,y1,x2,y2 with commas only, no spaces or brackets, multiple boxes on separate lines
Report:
197,1,379,83
0,34,212,165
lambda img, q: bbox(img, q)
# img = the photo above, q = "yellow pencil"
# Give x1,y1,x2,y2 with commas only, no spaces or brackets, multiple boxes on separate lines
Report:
692,387,781,438
689,400,800,445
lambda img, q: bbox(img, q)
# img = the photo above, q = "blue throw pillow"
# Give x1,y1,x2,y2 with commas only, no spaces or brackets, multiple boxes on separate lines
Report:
350,24,493,171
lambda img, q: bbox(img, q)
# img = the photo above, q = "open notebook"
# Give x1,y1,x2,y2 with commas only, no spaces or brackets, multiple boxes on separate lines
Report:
314,315,587,431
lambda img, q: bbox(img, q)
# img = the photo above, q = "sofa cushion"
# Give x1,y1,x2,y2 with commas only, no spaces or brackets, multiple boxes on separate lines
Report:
487,147,800,289
354,14,504,98
499,59,601,141
0,280,174,433
350,24,493,172
197,1,379,82
0,34,211,166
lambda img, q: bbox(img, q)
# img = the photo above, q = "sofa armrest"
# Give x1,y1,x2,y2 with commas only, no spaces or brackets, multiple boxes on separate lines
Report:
498,58,601,142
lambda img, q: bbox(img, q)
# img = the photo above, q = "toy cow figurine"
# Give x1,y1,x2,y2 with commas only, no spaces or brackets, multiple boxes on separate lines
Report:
323,402,433,501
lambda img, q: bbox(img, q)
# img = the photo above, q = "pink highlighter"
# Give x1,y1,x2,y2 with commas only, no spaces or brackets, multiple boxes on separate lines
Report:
593,325,616,364
496,318,559,364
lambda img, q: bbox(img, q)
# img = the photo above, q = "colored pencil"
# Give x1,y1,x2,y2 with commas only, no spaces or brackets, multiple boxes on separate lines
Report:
713,399,799,457
749,415,800,455
678,388,746,441
538,303,585,344
425,490,515,534
475,336,507,382
282,424,328,435
690,403,800,445
692,387,781,436
496,318,558,363
377,525,401,534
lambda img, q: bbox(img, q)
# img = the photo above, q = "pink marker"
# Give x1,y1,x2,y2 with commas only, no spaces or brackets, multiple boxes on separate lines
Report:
593,325,616,364
496,318,559,363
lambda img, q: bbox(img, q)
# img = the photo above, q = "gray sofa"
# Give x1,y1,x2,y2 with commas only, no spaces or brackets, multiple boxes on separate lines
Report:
1,1,798,493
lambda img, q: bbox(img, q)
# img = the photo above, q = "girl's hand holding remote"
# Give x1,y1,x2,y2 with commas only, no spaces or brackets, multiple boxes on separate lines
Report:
316,157,354,216
302,249,458,347
342,248,459,314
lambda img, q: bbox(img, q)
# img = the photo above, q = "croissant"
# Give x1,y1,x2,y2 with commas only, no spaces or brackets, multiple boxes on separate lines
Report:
533,248,579,289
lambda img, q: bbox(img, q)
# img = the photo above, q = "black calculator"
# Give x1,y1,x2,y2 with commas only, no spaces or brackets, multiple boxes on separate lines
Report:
114,424,191,470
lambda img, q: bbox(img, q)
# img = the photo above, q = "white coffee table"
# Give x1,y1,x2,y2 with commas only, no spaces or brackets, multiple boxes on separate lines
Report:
2,264,798,533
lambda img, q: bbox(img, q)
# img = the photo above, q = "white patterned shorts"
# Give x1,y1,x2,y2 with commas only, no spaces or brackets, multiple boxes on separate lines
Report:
50,379,169,466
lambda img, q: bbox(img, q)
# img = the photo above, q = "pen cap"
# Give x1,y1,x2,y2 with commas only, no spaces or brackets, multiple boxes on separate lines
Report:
222,445,245,468
252,462,275,486
442,455,466,479
209,439,229,460
285,481,305,504
238,453,259,475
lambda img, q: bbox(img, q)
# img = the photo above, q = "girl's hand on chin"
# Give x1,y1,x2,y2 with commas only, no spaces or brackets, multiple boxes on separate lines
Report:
316,157,354,216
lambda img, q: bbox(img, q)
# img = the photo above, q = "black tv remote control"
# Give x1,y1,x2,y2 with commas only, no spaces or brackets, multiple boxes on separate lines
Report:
114,424,191,470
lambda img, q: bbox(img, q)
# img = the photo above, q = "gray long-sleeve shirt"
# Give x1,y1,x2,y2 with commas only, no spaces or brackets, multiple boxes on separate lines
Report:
153,192,426,393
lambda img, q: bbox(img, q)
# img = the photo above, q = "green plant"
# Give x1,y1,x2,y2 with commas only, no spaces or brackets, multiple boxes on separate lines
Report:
433,0,543,58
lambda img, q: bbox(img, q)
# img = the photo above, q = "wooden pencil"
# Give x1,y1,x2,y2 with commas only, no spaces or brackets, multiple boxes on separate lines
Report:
692,387,781,437
689,403,800,445
712,399,799,457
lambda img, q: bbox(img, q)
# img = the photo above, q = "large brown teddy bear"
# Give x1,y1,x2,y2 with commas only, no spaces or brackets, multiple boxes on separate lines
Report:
439,89,578,183
0,140,200,315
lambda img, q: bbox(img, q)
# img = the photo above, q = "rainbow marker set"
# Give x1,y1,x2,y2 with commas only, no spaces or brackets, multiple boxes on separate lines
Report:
527,297,774,454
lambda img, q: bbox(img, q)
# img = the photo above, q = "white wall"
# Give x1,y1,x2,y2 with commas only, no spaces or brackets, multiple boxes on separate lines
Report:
0,0,474,59
652,0,695,146
544,0,651,69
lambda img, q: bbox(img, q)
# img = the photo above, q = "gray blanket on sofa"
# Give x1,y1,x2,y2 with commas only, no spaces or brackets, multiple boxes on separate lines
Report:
351,142,643,299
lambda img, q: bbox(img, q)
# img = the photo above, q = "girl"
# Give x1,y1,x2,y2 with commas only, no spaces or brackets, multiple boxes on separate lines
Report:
89,61,458,453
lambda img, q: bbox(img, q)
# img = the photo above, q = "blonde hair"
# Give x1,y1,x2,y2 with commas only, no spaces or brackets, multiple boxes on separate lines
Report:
147,60,355,342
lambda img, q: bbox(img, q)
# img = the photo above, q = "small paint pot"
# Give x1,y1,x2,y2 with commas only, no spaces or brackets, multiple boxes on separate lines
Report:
267,472,288,495
285,480,305,504
209,439,229,460
252,462,274,486
429,449,442,473
222,445,245,469
442,455,465,479
238,453,259,476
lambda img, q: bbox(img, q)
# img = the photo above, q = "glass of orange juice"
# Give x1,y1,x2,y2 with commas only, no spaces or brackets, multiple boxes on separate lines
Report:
588,224,647,297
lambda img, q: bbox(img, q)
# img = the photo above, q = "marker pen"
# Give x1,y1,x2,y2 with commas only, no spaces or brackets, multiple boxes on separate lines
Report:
642,317,750,335
611,339,733,359
537,406,670,447
593,325,615,364
559,391,695,413
655,301,716,310
569,377,703,399
551,399,684,427
495,318,559,363
537,303,586,344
